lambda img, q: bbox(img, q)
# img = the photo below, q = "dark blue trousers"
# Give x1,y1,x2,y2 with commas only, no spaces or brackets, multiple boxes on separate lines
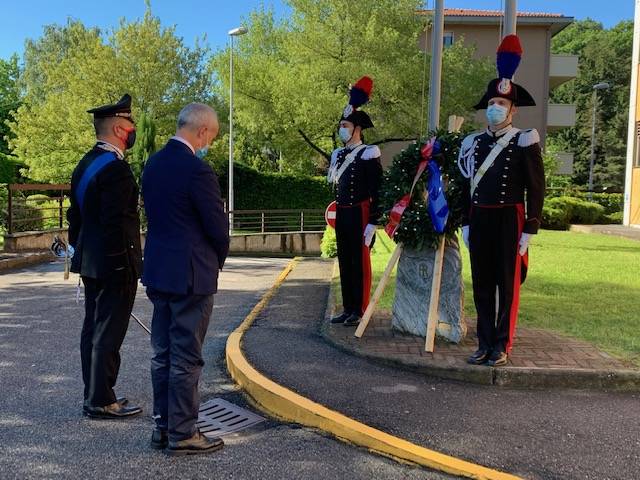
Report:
81,276,137,407
147,289,213,441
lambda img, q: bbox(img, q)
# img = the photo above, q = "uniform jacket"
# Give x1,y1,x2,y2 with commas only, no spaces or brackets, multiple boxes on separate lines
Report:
329,144,383,224
67,144,142,280
459,127,545,234
141,139,229,295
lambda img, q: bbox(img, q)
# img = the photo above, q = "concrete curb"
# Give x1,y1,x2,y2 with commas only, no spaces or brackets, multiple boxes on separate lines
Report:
225,258,522,480
0,251,52,272
322,268,640,392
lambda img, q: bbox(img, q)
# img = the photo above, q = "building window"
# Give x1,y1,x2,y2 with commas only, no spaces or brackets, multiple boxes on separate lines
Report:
635,121,640,167
443,32,455,48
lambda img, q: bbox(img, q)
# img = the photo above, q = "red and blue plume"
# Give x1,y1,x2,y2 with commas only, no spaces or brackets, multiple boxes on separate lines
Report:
349,76,373,108
496,34,523,80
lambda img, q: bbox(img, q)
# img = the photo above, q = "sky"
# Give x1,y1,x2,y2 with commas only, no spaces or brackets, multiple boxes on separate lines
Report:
0,0,635,60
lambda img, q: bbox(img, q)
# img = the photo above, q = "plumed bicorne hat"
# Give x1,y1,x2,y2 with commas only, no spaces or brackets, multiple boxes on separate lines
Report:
340,76,374,129
473,35,536,110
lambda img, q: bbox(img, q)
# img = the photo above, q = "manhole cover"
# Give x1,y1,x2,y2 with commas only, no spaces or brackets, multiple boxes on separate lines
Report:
197,398,265,437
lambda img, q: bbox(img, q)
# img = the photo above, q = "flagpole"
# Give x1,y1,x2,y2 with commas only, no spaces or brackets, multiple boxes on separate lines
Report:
424,0,446,352
356,0,447,341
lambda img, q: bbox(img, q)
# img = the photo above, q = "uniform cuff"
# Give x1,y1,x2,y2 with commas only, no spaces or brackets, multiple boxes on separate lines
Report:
523,219,540,234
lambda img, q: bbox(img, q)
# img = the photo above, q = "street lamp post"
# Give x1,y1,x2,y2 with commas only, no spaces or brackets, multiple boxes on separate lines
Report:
588,82,610,200
228,26,248,235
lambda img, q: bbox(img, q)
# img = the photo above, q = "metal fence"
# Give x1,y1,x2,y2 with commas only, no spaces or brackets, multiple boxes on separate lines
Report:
229,209,325,233
5,184,70,234
3,184,325,235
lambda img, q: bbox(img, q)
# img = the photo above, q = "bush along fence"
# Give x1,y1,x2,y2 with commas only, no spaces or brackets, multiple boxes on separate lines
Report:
3,184,70,234
1,182,326,241
542,195,623,231
214,162,333,210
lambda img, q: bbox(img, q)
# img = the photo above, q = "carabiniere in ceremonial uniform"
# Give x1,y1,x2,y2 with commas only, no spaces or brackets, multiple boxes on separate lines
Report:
67,94,143,418
328,76,383,327
458,35,545,367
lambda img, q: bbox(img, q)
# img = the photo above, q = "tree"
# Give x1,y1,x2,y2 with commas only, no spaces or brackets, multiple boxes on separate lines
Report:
0,55,20,157
9,8,214,182
211,1,493,174
129,112,156,183
549,19,633,191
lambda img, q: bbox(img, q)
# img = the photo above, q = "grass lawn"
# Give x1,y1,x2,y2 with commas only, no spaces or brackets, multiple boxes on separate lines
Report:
369,229,640,366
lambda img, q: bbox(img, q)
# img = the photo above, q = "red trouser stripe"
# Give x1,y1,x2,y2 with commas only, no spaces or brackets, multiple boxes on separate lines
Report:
506,203,527,353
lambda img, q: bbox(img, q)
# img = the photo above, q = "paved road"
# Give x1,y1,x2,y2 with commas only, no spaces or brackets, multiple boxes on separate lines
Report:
0,258,446,479
243,258,640,480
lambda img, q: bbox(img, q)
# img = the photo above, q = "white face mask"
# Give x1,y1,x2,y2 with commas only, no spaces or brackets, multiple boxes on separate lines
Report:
338,127,353,144
486,104,510,126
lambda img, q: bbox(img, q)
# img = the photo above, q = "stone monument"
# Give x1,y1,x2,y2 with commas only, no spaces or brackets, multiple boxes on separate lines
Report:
392,238,466,343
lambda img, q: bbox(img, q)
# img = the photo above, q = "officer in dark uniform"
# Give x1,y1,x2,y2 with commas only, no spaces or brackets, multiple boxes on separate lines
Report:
458,35,545,366
328,76,383,327
67,94,143,418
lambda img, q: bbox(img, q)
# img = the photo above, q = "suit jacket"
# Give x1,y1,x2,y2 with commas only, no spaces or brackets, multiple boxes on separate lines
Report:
67,145,142,280
141,139,229,295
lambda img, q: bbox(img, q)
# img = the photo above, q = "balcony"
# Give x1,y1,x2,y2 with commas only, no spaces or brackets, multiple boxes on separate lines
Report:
549,54,579,89
547,104,576,131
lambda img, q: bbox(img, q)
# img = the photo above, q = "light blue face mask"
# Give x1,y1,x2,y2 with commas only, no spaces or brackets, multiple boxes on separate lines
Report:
338,127,353,144
195,146,209,159
486,104,510,126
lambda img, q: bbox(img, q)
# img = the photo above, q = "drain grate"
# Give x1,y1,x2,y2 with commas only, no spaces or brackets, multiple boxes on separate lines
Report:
197,398,265,437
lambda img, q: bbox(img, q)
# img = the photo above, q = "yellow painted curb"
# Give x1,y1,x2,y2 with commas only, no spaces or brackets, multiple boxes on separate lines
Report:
225,259,523,480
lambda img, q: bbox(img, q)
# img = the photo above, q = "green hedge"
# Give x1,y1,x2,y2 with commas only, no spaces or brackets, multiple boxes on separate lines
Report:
214,162,333,210
575,192,623,215
601,211,623,225
542,196,606,230
542,205,570,230
546,189,623,215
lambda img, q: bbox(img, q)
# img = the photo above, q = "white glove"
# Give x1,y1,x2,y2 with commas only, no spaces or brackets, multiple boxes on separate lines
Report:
461,225,469,250
364,224,376,247
518,233,532,256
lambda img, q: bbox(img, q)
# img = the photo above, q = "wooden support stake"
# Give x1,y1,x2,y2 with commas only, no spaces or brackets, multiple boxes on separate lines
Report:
425,236,445,352
355,243,403,338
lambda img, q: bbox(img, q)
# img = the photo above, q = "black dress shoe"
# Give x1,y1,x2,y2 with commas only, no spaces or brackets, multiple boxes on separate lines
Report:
467,349,491,365
83,396,128,414
331,312,350,324
166,432,224,457
84,402,142,419
343,314,361,327
150,428,169,450
487,350,508,367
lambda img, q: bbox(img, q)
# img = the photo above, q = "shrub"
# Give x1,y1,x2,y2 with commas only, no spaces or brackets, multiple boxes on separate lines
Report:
546,189,623,216
542,205,570,230
10,200,43,232
321,225,337,258
26,194,51,205
213,162,333,210
602,211,623,225
577,192,623,215
545,196,605,225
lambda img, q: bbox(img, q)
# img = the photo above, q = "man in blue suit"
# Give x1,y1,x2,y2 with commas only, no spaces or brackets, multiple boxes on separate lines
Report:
142,103,229,456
